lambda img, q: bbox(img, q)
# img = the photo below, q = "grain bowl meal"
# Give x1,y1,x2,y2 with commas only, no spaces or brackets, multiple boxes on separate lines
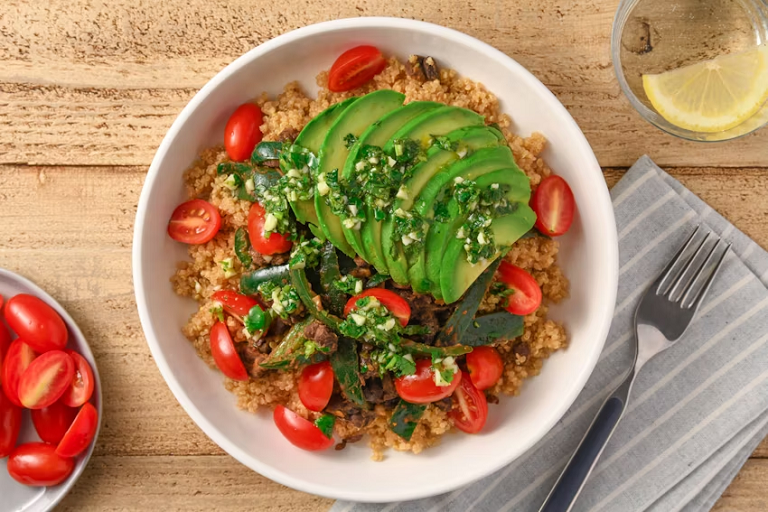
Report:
168,45,575,459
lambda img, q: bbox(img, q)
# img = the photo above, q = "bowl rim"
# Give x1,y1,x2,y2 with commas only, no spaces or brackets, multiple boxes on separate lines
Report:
0,268,103,511
132,16,619,502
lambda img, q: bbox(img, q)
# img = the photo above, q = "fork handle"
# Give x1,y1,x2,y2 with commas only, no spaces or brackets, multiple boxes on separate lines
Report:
539,372,634,512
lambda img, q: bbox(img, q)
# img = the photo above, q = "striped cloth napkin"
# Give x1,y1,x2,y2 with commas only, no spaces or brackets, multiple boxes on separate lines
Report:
332,155,768,512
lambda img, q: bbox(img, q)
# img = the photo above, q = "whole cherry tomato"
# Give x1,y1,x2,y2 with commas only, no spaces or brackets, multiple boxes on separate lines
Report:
31,401,78,445
0,390,22,458
466,346,504,391
224,103,264,162
4,294,67,353
7,443,75,486
298,361,334,412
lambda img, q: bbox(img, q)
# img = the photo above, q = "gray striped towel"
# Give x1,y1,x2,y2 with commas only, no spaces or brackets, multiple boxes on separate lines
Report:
332,155,768,512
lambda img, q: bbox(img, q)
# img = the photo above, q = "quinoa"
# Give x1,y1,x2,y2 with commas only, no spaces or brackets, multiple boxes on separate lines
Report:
171,56,569,460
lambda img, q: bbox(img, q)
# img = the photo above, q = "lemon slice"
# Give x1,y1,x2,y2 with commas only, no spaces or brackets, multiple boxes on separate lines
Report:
642,45,768,132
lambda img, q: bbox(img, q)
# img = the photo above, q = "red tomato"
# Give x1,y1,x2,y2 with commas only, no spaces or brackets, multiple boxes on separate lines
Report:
224,103,264,162
0,320,10,374
0,390,22,458
18,350,75,409
466,346,504,391
212,290,260,318
531,175,575,237
4,294,68,353
328,45,387,92
167,199,222,245
7,443,75,486
343,288,411,327
449,371,488,433
298,361,334,412
209,321,248,381
31,401,78,445
497,261,542,316
273,405,334,451
56,402,98,458
60,350,95,408
247,202,293,255
2,339,36,407
394,359,462,404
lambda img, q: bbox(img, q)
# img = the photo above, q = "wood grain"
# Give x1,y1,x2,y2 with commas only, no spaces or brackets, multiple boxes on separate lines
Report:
1,0,767,168
0,164,766,510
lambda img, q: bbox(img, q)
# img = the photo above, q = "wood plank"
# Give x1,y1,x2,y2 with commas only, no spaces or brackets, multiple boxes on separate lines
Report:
56,455,334,511
714,459,768,512
1,0,766,168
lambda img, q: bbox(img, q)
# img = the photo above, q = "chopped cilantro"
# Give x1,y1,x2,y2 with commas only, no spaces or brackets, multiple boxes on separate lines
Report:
289,237,323,270
332,275,364,295
432,135,459,152
257,282,301,319
343,133,358,149
314,414,336,438
209,304,225,322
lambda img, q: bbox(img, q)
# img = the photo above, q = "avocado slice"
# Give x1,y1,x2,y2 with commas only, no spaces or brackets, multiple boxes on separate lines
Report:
315,90,405,256
286,97,356,225
380,107,487,284
407,146,517,296
340,101,442,271
440,205,536,303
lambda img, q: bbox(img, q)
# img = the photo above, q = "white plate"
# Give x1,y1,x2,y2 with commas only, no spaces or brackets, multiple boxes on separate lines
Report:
133,17,618,503
0,269,102,512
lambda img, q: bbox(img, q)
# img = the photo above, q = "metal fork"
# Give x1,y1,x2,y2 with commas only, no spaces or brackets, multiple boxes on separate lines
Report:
539,226,731,512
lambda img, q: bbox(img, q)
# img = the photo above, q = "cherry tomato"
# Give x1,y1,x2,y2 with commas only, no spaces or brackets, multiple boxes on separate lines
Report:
209,321,248,381
328,45,387,92
531,175,575,237
56,402,98,458
343,288,411,327
0,390,22,458
7,443,75,486
224,103,264,162
0,293,4,309
497,261,542,316
167,199,222,245
2,339,36,407
31,401,78,445
394,359,462,404
4,294,68,353
466,346,504,391
247,202,293,255
298,361,334,412
18,350,75,409
449,371,488,434
0,320,10,375
60,350,95,408
212,290,260,318
273,405,334,451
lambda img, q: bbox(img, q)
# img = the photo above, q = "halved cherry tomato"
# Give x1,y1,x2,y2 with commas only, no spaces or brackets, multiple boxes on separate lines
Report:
394,359,462,404
56,402,98,458
466,346,504,391
247,202,293,255
209,321,248,381
2,339,36,407
497,261,542,316
60,350,95,408
5,294,68,353
343,288,411,327
7,443,75,486
328,45,387,92
0,390,22,457
212,290,260,318
224,103,264,162
18,350,75,409
273,405,334,451
168,199,222,245
449,371,488,434
298,361,334,412
31,401,78,445
531,175,575,237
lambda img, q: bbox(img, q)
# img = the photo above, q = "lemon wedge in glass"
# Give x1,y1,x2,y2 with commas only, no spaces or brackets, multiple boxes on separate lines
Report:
642,44,768,133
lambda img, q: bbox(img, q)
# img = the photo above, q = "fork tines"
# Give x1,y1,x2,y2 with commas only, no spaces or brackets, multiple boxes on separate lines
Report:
656,226,731,310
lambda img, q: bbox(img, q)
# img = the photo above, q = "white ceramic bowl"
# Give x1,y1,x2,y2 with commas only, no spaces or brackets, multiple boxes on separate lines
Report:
133,17,618,503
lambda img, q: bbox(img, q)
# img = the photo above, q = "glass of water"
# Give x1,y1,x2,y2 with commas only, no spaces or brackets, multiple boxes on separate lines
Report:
611,0,768,141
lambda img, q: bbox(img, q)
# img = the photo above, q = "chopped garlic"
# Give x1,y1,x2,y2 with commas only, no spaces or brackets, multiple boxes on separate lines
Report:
350,313,366,326
263,214,278,233
387,156,397,167
317,181,330,196
396,186,409,200
355,161,366,171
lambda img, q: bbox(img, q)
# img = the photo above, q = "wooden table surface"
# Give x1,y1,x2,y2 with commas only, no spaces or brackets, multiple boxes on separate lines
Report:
1,1,766,510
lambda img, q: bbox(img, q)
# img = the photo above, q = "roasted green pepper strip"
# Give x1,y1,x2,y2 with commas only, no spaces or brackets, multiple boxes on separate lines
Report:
319,243,347,316
259,316,314,369
240,264,290,296
330,336,367,408
389,400,427,441
400,340,473,358
234,227,253,268
289,267,342,331
435,259,502,347
461,311,524,346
